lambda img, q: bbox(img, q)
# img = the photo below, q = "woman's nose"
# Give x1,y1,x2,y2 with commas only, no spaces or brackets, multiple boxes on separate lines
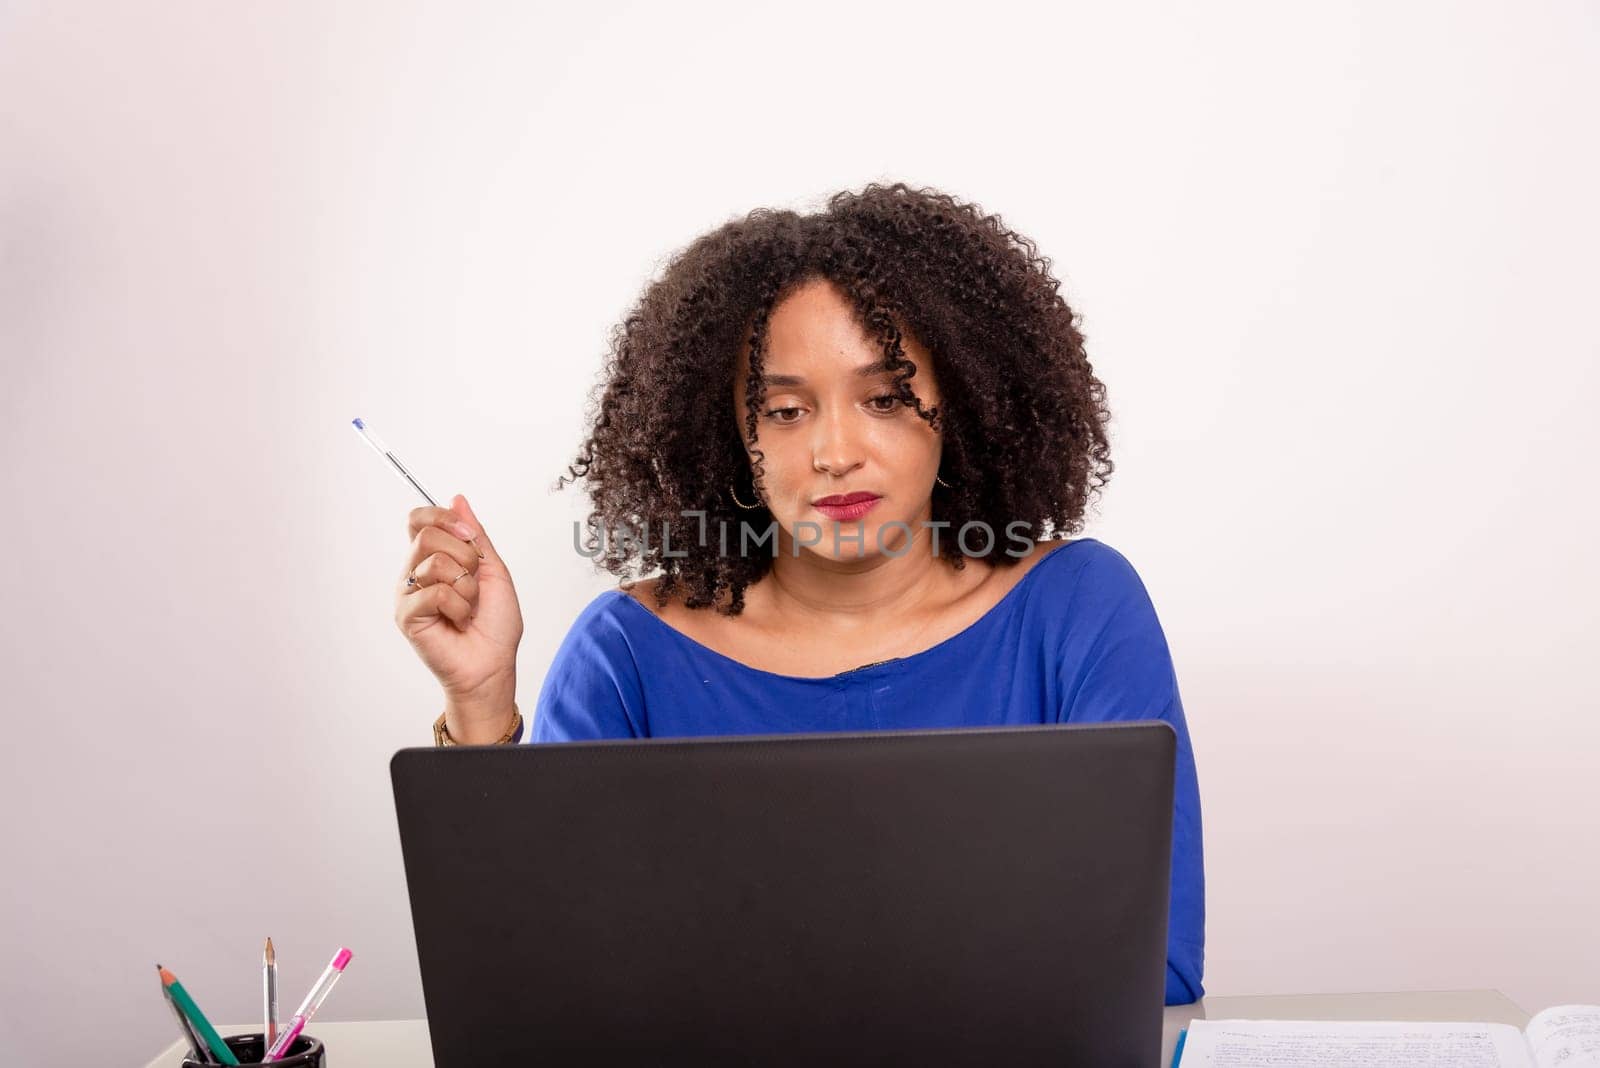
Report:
812,407,865,477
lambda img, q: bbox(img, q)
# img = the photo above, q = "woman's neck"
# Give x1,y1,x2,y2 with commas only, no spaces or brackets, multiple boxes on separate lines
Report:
758,522,970,632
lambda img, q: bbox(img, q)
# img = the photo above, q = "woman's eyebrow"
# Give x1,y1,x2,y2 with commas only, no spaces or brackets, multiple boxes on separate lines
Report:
761,358,899,387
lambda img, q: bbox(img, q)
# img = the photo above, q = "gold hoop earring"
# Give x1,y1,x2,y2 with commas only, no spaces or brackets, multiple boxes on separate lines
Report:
730,481,761,510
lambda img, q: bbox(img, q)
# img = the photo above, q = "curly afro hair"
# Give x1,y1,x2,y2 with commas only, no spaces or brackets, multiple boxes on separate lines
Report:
554,181,1114,615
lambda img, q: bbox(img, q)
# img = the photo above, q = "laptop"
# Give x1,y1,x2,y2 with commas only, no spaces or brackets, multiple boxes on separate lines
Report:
390,721,1175,1067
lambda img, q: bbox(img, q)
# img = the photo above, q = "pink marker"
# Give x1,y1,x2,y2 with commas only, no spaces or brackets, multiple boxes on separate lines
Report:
263,948,352,1061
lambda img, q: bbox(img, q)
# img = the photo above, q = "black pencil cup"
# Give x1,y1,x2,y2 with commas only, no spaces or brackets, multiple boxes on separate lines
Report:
180,1032,324,1067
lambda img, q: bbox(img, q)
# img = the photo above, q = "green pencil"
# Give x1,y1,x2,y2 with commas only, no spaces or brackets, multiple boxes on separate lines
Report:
158,964,241,1066
156,968,207,1063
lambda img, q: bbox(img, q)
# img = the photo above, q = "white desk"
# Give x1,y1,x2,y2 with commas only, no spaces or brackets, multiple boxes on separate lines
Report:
144,989,1529,1067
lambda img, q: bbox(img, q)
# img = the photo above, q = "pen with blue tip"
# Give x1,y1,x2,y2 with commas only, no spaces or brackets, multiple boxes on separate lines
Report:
350,417,483,559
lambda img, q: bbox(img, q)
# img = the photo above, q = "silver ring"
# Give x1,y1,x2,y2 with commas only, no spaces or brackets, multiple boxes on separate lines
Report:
405,571,418,588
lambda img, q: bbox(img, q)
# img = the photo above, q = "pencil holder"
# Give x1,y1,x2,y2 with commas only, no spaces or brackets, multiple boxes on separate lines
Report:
179,1032,324,1067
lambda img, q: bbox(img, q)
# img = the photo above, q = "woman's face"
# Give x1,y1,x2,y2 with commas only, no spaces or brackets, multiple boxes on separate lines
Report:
732,277,943,562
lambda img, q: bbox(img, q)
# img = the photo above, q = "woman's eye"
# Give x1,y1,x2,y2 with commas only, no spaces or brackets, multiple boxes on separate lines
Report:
764,398,899,423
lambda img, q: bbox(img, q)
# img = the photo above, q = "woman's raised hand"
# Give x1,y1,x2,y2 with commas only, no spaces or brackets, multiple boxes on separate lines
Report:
394,494,524,740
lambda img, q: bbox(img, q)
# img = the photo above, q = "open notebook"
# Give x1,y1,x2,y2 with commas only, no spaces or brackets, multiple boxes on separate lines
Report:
1177,1004,1600,1067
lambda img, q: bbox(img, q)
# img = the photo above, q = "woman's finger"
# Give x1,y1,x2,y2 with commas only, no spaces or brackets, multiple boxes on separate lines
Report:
396,576,473,630
400,525,479,585
402,551,479,603
448,496,503,568
407,504,478,543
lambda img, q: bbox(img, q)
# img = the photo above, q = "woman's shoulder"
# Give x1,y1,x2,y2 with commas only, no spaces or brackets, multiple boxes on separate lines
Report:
1019,536,1150,595
1012,537,1165,635
547,586,653,672
563,584,639,632
556,578,718,660
612,576,703,636
535,587,653,740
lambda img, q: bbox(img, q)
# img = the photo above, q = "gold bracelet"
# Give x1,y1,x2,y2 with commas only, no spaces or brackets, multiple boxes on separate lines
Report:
434,703,522,747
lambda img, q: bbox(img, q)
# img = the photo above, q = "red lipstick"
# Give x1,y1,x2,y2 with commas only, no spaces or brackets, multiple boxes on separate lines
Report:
813,492,881,522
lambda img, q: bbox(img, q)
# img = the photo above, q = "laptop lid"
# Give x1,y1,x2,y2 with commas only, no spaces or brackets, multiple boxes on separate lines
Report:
391,721,1175,1067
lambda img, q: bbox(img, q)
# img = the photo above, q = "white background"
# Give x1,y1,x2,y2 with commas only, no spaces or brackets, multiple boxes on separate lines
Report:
1,1,1596,1063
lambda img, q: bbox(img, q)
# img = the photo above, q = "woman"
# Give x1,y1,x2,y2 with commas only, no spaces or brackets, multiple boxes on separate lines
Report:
394,182,1205,1005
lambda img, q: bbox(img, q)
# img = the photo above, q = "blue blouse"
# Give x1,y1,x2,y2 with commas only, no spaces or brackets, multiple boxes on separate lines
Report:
529,537,1205,1005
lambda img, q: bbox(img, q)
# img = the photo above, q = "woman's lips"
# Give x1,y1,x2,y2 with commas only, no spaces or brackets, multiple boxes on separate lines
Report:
814,496,881,521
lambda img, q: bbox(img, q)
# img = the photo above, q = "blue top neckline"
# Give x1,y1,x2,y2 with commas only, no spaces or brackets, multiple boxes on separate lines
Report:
609,539,1089,684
